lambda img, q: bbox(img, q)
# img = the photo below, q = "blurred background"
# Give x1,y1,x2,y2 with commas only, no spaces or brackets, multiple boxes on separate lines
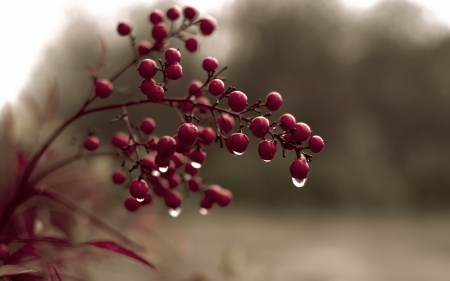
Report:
1,0,450,280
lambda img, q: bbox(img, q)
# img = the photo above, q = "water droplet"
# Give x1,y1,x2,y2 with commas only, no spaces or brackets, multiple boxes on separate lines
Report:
151,170,160,177
137,198,145,202
232,151,244,156
168,208,181,217
191,161,202,169
199,208,209,215
159,166,168,173
292,177,307,188
272,127,277,130
263,159,271,163
183,174,192,181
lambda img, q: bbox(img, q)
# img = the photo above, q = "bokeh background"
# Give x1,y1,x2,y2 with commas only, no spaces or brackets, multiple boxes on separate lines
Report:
2,0,450,280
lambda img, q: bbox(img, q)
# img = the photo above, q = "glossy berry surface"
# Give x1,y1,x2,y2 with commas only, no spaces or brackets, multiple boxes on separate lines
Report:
177,123,199,146
279,114,296,131
84,136,99,151
166,6,181,20
199,16,217,36
202,57,218,71
217,114,234,134
152,24,168,41
147,85,165,103
199,127,216,145
265,92,283,111
208,79,224,96
190,149,206,165
124,197,140,212
165,48,181,63
129,179,148,199
140,79,156,95
258,140,277,162
291,122,312,143
309,135,325,153
140,118,156,134
166,63,183,80
156,136,177,157
228,91,248,112
95,79,113,98
138,59,157,79
117,21,132,36
112,170,126,184
289,158,309,180
226,133,249,155
185,37,198,52
249,116,270,138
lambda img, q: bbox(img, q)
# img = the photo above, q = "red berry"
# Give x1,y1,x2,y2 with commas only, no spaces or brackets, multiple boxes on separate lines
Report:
152,24,168,41
164,191,182,209
147,85,165,103
265,92,283,111
199,16,217,36
185,37,199,53
112,132,129,148
291,122,311,143
95,79,113,98
200,127,216,145
189,80,203,97
289,158,309,180
138,59,157,79
156,136,177,157
155,154,171,168
112,170,126,184
174,135,191,153
166,63,183,80
147,137,158,151
205,185,222,201
171,153,185,169
200,197,214,209
258,140,277,162
188,177,202,192
149,10,164,24
309,135,325,153
140,118,156,135
178,99,194,113
84,136,99,151
196,96,211,114
202,57,218,71
153,40,167,52
177,123,199,147
226,133,249,155
249,116,270,138
165,48,181,64
117,21,132,36
208,79,224,96
217,114,234,134
140,79,156,95
183,6,198,20
129,179,148,199
141,156,157,170
137,40,151,56
124,197,140,212
190,149,206,166
141,192,153,205
185,162,199,176
217,189,232,207
279,114,296,131
228,91,248,112
166,6,181,20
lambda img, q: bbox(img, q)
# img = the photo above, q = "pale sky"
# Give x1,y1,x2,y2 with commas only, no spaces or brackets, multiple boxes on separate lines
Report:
1,0,450,109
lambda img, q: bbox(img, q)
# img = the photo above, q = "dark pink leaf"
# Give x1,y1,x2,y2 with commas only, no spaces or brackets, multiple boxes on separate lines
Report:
0,265,38,278
53,266,61,281
87,240,159,273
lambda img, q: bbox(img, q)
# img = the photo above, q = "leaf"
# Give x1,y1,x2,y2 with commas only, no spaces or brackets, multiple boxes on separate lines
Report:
52,267,61,281
0,265,38,278
87,240,159,273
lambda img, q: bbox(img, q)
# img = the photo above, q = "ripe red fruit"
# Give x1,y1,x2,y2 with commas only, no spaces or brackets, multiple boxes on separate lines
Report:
112,170,126,184
141,192,153,205
217,189,232,207
249,116,270,138
155,154,171,168
185,162,199,176
184,6,198,20
137,40,151,56
124,197,140,212
208,79,224,96
117,21,132,36
138,59,158,79
168,174,181,189
129,179,148,199
166,63,183,80
196,96,211,114
189,80,203,97
153,40,167,51
152,24,168,41
199,16,217,36
200,197,214,209
140,118,156,135
84,136,99,151
0,244,9,261
112,132,129,148
177,123,199,146
164,191,182,209
95,79,113,98
217,114,234,134
166,6,181,20
265,92,283,111
205,185,222,201
200,127,216,145
279,114,296,131
228,91,248,112
164,48,181,63
147,85,165,103
139,79,156,95
171,153,185,169
258,140,277,162
202,57,218,71
289,158,309,180
185,37,199,52
174,135,191,153
291,122,312,143
309,135,325,153
156,136,177,157
188,177,202,192
226,133,249,155
178,99,194,113
149,10,164,24
141,156,157,170
190,149,206,166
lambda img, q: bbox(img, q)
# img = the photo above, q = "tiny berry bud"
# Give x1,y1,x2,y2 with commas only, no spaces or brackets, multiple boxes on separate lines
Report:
226,133,249,156
117,21,132,36
199,16,217,36
190,149,206,166
291,122,312,143
185,37,199,53
112,132,129,148
217,189,232,207
290,158,309,180
157,136,177,157
208,79,225,96
217,114,234,134
149,10,164,24
166,6,181,20
177,123,199,147
188,177,202,192
309,135,325,153
129,179,148,199
141,192,153,205
265,92,283,111
84,136,99,151
137,40,151,56
166,63,183,80
140,118,156,135
164,191,182,209
124,197,140,212
183,6,198,20
196,96,211,114
165,48,181,64
249,116,270,138
147,85,165,103
202,57,218,71
140,79,156,95
152,24,168,41
279,114,296,131
112,170,126,184
200,127,216,145
185,162,199,176
258,140,277,162
228,91,248,112
95,79,113,98
189,80,204,97
138,59,158,79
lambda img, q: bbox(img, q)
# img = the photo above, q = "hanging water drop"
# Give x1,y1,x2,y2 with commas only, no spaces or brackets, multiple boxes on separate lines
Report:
151,170,160,177
191,161,202,169
263,159,271,163
199,208,209,215
292,177,307,188
168,208,181,217
232,151,244,156
136,198,145,202
159,166,168,173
